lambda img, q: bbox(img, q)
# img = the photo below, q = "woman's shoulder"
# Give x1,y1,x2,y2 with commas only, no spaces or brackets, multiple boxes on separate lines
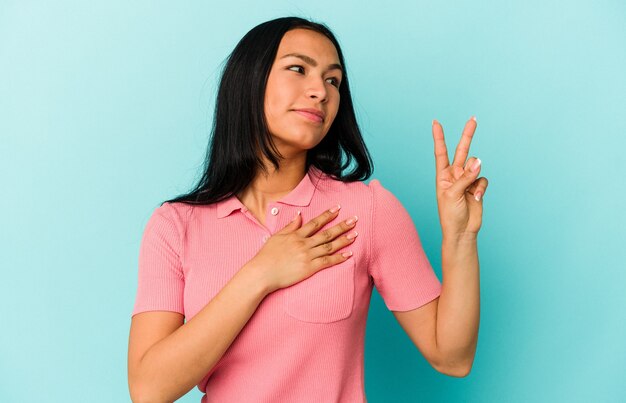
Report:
155,200,209,226
317,170,386,194
316,170,391,203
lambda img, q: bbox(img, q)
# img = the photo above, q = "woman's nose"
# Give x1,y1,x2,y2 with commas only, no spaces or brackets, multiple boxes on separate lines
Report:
305,77,328,102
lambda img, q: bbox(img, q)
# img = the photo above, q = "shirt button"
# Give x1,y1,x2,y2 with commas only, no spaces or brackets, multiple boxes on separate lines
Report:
270,207,279,216
262,235,269,243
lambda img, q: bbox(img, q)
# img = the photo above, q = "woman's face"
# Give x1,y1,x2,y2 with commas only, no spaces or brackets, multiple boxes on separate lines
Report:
264,28,343,155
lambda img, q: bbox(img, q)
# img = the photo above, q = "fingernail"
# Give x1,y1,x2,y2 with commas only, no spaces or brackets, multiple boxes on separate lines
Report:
471,158,481,172
330,204,341,213
342,251,353,258
292,210,301,221
475,192,482,202
471,116,477,122
345,216,358,226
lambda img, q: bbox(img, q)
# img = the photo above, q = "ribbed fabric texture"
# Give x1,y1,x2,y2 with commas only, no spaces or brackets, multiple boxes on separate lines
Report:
131,165,442,403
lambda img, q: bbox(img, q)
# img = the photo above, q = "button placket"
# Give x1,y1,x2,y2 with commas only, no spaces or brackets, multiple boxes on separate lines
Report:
265,204,281,234
240,208,272,245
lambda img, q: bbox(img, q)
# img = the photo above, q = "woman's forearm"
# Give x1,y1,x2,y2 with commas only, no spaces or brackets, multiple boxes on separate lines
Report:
131,264,270,403
436,233,480,375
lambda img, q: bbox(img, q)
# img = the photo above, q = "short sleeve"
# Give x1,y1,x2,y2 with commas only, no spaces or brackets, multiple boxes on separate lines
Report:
368,179,442,311
131,203,185,317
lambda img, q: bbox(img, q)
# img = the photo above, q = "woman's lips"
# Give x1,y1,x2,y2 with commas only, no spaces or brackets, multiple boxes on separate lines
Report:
294,110,323,123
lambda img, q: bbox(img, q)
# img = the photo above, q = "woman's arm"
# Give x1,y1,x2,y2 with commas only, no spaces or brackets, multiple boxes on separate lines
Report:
392,234,479,377
128,264,269,403
393,117,486,376
436,233,480,374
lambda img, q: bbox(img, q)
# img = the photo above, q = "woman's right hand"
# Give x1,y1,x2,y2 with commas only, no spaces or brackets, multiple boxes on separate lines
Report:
246,205,358,294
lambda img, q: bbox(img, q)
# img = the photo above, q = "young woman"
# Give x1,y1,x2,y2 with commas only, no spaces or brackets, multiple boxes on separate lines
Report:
128,16,487,403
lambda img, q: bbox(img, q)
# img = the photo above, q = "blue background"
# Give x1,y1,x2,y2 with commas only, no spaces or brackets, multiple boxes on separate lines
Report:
1,1,624,402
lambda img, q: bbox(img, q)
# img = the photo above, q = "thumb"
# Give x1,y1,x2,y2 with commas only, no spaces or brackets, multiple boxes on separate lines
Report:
450,157,481,197
277,210,302,234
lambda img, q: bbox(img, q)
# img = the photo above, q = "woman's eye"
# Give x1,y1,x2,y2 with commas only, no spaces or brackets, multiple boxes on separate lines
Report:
326,77,340,88
288,65,304,73
288,65,340,88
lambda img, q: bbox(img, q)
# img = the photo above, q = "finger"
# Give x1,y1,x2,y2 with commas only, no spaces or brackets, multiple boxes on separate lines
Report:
452,116,477,168
307,215,358,249
311,249,353,272
432,119,450,174
295,204,341,238
466,177,489,201
449,156,482,198
276,210,302,234
309,228,358,260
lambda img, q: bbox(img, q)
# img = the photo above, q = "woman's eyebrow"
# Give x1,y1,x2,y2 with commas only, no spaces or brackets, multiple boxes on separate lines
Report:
280,53,343,73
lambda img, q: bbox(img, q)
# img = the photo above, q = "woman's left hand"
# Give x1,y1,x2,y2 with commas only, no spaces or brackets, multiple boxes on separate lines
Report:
432,117,488,240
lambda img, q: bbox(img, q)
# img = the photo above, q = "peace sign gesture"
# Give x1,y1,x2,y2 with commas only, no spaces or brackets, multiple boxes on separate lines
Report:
432,117,488,239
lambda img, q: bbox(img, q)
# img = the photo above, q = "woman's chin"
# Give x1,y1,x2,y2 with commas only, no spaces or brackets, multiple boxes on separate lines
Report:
274,134,325,152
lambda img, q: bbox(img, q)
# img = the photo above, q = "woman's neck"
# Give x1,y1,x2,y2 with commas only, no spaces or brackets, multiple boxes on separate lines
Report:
236,155,307,215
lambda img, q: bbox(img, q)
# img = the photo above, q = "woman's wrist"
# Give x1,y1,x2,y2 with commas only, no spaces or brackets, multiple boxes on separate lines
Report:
239,262,274,298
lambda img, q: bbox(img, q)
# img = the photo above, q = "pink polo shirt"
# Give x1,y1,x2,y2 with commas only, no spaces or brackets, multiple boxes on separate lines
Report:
131,165,442,402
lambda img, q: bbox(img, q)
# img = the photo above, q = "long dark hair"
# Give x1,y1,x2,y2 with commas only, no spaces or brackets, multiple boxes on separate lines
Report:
162,16,374,206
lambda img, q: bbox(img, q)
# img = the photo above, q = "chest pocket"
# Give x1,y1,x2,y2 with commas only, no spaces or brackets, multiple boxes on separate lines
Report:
283,259,355,323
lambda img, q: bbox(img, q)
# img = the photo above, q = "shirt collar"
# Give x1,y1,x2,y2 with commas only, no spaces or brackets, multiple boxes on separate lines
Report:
216,165,324,219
